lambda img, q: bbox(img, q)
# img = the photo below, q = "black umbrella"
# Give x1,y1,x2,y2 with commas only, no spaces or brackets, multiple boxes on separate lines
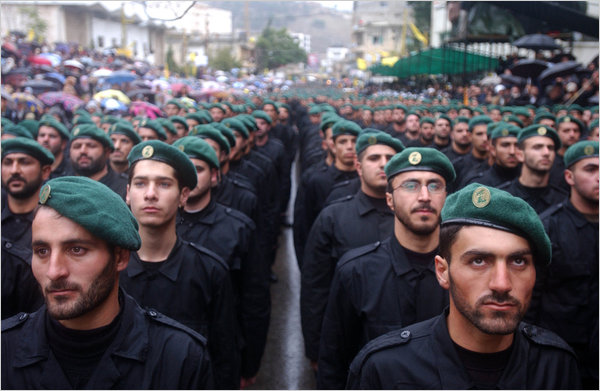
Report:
500,74,527,88
513,34,561,51
538,61,582,84
126,88,154,98
22,79,61,94
509,59,550,78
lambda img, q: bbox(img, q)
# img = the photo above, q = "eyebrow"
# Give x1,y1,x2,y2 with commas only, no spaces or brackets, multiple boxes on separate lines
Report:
460,248,533,259
131,175,175,181
32,239,98,247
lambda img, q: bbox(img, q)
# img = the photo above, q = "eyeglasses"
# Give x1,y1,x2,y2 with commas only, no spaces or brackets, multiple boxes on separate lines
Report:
393,180,446,194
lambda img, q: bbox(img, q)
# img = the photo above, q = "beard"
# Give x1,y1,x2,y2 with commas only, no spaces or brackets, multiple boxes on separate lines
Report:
3,173,45,199
72,155,106,177
44,254,117,320
394,201,440,236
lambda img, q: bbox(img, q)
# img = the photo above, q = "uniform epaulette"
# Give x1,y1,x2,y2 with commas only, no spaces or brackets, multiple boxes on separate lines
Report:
188,241,229,270
224,206,256,229
519,323,576,356
2,239,32,265
270,138,285,148
328,194,355,205
549,183,569,195
451,155,465,165
539,202,564,220
231,178,255,193
496,180,512,190
330,179,352,189
2,312,31,332
144,307,208,346
338,241,382,267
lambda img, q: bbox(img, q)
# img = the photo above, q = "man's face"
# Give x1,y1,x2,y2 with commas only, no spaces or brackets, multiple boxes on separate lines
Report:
471,125,489,154
588,127,599,141
438,226,535,335
186,118,199,129
357,145,396,195
173,122,188,138
491,137,519,168
1,153,49,199
420,122,435,142
202,138,224,164
458,109,471,118
361,110,373,123
435,119,452,139
386,171,447,236
127,160,188,228
518,136,555,173
557,122,581,150
565,157,599,204
255,118,270,137
138,127,159,142
452,122,471,148
31,207,126,321
406,115,420,133
165,104,179,117
209,108,224,122
392,109,405,123
489,109,502,122
230,131,248,161
101,123,111,133
187,158,217,204
538,118,555,128
309,114,321,125
109,134,134,165
37,126,65,156
333,134,357,166
69,138,109,177
263,104,278,122
279,107,289,121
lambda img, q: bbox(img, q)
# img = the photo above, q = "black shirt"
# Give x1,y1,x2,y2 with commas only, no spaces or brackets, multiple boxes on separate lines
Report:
453,341,513,389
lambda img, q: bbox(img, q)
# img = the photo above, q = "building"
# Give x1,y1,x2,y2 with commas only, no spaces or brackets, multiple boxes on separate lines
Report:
290,32,311,54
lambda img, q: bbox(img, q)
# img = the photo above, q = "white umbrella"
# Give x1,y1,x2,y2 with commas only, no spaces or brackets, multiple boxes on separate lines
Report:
92,68,113,77
64,59,84,70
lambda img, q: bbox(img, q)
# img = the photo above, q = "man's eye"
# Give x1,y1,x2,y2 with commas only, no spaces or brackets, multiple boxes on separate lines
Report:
471,258,486,266
403,181,419,191
34,248,49,257
159,182,171,188
70,247,86,255
428,182,443,192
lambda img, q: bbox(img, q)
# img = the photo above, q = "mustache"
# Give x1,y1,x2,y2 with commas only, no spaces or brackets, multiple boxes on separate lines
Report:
45,280,81,293
7,175,25,184
478,291,520,306
411,203,437,214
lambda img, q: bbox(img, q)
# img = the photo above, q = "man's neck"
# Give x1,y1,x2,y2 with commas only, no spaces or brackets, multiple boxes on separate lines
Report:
570,191,599,216
452,142,470,154
58,285,120,330
518,168,549,188
137,221,178,262
7,194,39,214
394,220,439,253
360,183,386,199
392,122,405,133
255,134,268,147
334,159,355,172
405,131,419,141
446,300,515,353
471,149,487,160
220,160,229,175
51,151,64,172
110,161,128,174
184,193,211,213
435,135,450,147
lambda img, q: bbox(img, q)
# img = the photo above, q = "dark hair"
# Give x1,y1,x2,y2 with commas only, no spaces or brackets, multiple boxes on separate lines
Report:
127,160,185,191
438,224,464,263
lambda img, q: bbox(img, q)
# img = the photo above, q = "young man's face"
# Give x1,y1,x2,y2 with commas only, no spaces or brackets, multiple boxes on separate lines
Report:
386,171,447,236
37,126,66,156
69,138,109,177
210,108,224,122
557,122,581,150
173,122,188,138
229,131,247,161
435,119,452,139
263,104,278,122
490,137,519,168
451,123,471,148
565,157,599,204
109,134,135,166
137,127,160,142
127,160,189,228
538,118,555,128
357,144,396,196
31,207,127,321
187,158,217,203
165,104,179,117
333,134,357,166
405,115,420,133
420,122,435,142
436,225,535,335
518,136,555,173
1,153,50,198
255,118,270,137
471,125,489,154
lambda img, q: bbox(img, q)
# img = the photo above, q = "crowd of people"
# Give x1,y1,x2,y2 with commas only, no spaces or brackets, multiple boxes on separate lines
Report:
1,39,599,390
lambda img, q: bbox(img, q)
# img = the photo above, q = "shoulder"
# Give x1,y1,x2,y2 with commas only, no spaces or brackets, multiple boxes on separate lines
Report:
548,183,569,196
142,306,208,348
230,177,256,193
1,239,32,265
221,205,256,229
186,241,230,271
496,179,513,190
2,311,35,333
327,194,355,206
539,201,565,222
519,322,576,356
338,240,383,268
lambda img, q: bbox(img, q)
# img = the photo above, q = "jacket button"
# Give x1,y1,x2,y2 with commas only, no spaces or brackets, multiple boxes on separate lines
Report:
400,330,410,338
148,310,158,317
18,313,28,321
5,242,12,249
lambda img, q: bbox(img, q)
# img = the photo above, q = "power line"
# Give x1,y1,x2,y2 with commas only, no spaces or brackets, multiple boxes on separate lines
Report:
141,1,197,22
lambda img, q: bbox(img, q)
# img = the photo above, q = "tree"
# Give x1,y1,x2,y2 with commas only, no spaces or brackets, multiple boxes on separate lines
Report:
209,47,241,71
255,24,307,71
165,45,182,76
19,6,47,43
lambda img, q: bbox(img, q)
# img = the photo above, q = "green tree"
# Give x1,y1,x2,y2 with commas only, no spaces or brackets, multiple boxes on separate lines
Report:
19,6,47,43
255,24,307,71
209,47,241,71
408,2,431,37
165,45,182,75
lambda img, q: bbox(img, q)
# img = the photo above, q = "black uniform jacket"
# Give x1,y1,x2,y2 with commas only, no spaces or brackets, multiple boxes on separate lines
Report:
1,202,34,251
98,168,128,201
462,163,521,188
498,179,568,214
1,291,214,389
301,190,394,361
120,239,236,389
347,309,581,389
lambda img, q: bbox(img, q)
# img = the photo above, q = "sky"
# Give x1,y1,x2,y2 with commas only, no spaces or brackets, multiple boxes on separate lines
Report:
314,1,354,12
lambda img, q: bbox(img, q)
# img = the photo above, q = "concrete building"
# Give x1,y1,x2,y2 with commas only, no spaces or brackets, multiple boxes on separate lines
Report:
290,32,311,54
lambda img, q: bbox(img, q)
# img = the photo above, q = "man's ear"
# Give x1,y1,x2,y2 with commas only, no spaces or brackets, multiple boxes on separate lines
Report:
564,168,575,186
435,255,450,290
179,187,190,207
126,184,131,206
115,247,130,272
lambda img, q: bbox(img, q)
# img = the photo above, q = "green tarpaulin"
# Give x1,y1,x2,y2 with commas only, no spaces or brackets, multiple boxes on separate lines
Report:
370,47,498,77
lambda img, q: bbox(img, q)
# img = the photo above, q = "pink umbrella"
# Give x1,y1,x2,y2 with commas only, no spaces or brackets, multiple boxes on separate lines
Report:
129,101,164,119
27,56,52,66
39,91,84,112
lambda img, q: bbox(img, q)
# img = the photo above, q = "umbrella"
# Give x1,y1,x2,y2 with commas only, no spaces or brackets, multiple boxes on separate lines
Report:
91,68,113,78
93,89,131,104
152,79,170,91
43,72,66,85
1,42,19,55
22,79,61,94
513,34,561,51
538,61,582,84
104,70,138,85
509,59,550,78
3,70,29,86
127,88,155,99
500,74,527,87
11,92,44,114
129,101,164,119
38,53,62,67
63,59,84,70
170,83,187,93
101,98,128,112
131,79,151,89
39,91,84,112
27,56,53,66
36,65,56,74
479,75,502,86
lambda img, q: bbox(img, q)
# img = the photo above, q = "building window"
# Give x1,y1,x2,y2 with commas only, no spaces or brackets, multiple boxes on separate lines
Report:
98,36,104,48
111,37,118,47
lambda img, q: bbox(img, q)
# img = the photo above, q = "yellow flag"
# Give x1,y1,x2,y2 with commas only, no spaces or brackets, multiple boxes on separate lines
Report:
409,23,428,45
164,62,170,79
26,28,35,42
382,56,399,66
463,89,469,106
357,58,367,70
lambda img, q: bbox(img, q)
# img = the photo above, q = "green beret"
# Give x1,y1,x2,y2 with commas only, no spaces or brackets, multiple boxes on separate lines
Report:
3,124,33,139
356,130,405,154
490,122,520,140
384,147,456,185
38,176,141,251
503,114,524,128
563,140,599,168
138,119,167,141
185,111,213,125
71,124,114,151
252,110,272,124
518,124,561,149
320,104,336,113
406,111,421,119
190,124,231,155
19,119,39,138
222,118,249,139
589,119,599,130
331,120,361,139
394,104,408,112
533,112,556,123
468,115,492,132
320,113,341,131
108,122,141,144
420,117,435,126
2,117,14,127
128,140,197,189
209,103,226,113
74,109,91,118
278,103,290,111
441,183,551,265
308,106,322,115
39,117,70,140
590,106,598,114
173,136,220,169
211,122,235,148
2,137,54,165
556,115,584,132
157,118,177,135
238,114,257,132
452,116,469,126
92,112,104,119
100,115,120,125
262,99,276,109
568,104,583,114
512,107,530,118
166,99,184,109
169,115,189,132
436,114,452,124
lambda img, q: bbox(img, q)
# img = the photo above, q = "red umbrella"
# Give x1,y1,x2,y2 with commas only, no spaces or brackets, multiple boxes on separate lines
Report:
27,56,53,66
39,91,84,112
129,101,164,119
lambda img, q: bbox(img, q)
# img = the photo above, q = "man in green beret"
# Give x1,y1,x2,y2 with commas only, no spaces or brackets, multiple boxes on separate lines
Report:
36,117,72,179
400,112,421,144
588,119,599,141
69,124,128,200
348,183,580,389
384,104,407,138
499,125,568,214
534,112,556,128
2,176,214,389
450,115,492,192
209,103,226,123
164,99,185,117
408,117,435,147
462,122,521,187
108,122,141,175
318,147,455,388
121,140,237,389
169,115,189,139
441,116,470,161
533,140,599,388
1,137,54,251
2,124,33,140
137,119,167,142
174,136,270,388
549,115,584,192
433,115,453,151
302,131,404,380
